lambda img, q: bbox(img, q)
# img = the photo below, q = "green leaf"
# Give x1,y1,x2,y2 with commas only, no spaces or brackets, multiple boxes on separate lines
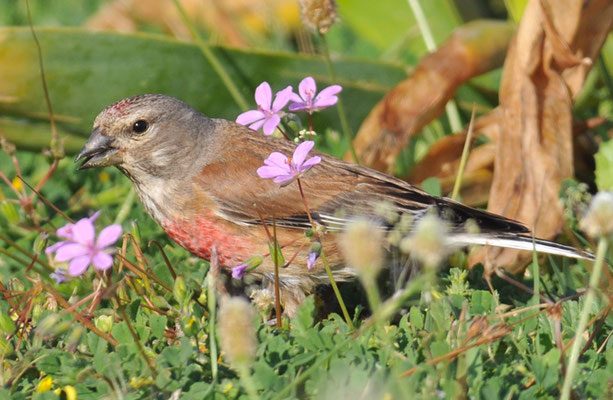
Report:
595,139,613,191
409,306,424,330
421,177,442,196
111,321,133,345
149,314,167,340
470,290,493,315
0,27,407,153
292,295,316,334
337,0,461,55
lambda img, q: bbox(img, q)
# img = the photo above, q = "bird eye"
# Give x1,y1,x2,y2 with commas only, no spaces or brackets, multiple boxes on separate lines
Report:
132,120,149,134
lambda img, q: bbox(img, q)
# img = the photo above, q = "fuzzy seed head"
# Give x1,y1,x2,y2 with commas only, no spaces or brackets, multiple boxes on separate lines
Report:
218,297,257,369
400,213,451,268
340,218,384,280
579,191,613,238
298,0,338,34
250,288,275,315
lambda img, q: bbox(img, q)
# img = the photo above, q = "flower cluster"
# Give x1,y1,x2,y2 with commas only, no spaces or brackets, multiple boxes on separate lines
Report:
46,212,122,281
236,76,342,136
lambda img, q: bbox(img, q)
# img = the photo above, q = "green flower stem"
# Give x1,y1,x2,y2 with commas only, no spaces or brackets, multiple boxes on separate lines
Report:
237,364,260,400
113,188,136,225
320,250,354,331
319,34,359,164
362,279,382,314
296,178,354,330
450,107,475,200
207,263,219,383
407,0,462,133
560,237,608,400
172,0,249,111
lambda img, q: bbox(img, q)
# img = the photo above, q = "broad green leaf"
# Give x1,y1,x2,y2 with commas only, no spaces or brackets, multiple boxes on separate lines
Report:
337,0,461,56
503,0,529,22
594,139,613,191
0,27,407,153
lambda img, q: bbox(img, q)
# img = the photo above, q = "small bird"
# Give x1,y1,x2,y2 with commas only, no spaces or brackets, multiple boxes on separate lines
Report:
76,94,591,314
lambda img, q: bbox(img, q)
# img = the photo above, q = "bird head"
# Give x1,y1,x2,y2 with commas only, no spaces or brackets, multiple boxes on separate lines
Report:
76,94,213,181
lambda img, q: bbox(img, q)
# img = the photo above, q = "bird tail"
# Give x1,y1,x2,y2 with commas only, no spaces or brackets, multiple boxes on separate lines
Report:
448,233,594,261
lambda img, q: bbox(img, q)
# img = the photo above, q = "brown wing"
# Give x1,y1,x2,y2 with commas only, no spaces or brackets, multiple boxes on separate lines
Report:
198,120,529,234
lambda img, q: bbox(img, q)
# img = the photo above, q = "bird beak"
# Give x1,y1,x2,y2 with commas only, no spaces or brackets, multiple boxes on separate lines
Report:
75,128,121,170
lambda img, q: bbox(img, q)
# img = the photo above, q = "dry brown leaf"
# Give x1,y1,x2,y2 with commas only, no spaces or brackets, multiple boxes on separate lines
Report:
469,0,613,272
344,20,515,172
406,109,501,205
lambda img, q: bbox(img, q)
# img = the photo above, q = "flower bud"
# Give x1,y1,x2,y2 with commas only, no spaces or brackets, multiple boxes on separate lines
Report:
218,297,257,369
298,0,338,34
579,191,613,238
94,315,114,333
339,218,384,282
400,212,451,268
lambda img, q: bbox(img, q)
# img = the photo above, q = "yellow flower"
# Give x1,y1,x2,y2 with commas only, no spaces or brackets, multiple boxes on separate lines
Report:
54,385,77,400
37,376,53,392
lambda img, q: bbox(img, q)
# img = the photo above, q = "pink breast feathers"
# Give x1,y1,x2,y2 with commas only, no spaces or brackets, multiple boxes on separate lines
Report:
163,216,252,266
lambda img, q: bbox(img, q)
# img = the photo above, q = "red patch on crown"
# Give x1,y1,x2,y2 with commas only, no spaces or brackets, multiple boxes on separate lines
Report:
163,215,253,266
107,97,136,117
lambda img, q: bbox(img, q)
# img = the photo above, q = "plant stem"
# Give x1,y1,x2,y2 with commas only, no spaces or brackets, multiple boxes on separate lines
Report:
320,251,354,330
560,237,608,400
272,221,282,329
237,364,260,400
296,179,354,330
118,305,157,378
450,106,475,200
319,34,359,164
207,260,219,383
172,0,249,111
113,188,136,225
407,0,462,133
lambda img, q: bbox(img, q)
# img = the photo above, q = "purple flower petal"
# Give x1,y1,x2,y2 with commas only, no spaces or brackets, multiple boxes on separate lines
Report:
248,119,267,132
315,85,342,101
274,174,297,186
231,264,248,279
92,252,114,271
298,77,316,100
262,114,281,135
300,156,321,170
254,82,272,111
50,268,69,284
55,243,88,262
236,110,265,126
46,241,67,254
56,223,75,240
307,251,317,270
288,92,303,104
72,218,95,245
257,165,288,179
88,211,102,223
263,152,289,167
272,86,293,112
288,102,309,112
96,224,122,249
292,141,315,167
68,255,91,276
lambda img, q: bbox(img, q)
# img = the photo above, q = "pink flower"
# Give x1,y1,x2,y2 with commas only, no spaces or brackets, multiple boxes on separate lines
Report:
231,264,248,279
257,141,321,186
289,77,342,114
236,82,293,135
46,216,122,277
306,241,322,270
